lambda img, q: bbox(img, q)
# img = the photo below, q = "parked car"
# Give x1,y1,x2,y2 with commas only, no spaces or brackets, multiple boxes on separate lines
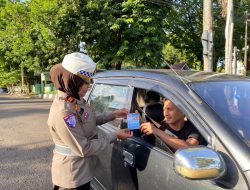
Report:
85,69,250,190
0,87,8,93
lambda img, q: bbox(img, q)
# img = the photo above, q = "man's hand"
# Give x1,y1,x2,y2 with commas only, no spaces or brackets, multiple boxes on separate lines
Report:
112,108,129,118
140,122,157,135
116,129,133,140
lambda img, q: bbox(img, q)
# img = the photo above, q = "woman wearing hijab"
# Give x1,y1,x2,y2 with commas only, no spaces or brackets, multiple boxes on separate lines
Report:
48,52,132,190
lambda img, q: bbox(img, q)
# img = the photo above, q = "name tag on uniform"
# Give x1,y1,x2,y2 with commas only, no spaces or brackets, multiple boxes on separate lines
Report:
127,113,140,130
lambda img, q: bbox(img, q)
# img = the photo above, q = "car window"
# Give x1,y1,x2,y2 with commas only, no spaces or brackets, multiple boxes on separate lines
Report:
191,81,250,147
132,88,207,154
88,83,130,114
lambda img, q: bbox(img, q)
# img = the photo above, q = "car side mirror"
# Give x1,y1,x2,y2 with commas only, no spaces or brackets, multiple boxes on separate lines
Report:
174,146,226,180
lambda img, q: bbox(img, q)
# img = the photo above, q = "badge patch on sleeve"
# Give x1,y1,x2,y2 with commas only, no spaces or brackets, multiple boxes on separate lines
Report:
63,114,76,128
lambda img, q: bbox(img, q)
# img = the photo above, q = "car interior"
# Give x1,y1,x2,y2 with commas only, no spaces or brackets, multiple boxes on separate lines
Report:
131,88,207,153
134,89,164,121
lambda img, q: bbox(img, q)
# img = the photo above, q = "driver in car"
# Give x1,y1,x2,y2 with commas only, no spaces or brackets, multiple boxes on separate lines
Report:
140,99,205,152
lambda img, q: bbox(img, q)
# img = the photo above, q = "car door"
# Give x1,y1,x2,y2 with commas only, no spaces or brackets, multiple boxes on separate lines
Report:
113,79,249,190
88,78,248,190
86,79,134,190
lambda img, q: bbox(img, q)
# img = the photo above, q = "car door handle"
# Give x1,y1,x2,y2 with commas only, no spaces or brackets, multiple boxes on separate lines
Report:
122,149,134,167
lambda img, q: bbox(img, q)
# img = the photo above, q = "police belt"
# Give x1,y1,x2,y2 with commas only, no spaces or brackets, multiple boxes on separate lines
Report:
54,144,78,157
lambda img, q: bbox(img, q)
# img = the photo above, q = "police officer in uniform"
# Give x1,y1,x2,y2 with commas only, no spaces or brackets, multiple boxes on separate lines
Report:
48,52,132,190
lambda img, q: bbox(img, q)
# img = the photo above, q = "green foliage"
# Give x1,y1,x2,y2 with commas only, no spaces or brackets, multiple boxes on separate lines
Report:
65,0,170,69
27,0,59,69
0,62,20,86
0,0,169,87
0,0,59,87
232,0,250,66
0,0,249,89
0,1,29,85
162,43,201,70
213,0,250,71
163,0,250,71
163,0,203,69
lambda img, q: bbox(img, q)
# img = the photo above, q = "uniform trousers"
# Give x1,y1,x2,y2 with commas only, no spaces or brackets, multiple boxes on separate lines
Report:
53,182,90,190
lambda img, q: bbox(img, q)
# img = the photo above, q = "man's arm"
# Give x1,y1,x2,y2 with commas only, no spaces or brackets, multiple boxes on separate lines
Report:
140,122,199,151
156,129,199,151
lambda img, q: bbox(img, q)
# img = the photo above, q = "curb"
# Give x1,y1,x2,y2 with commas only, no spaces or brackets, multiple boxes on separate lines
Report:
31,94,56,100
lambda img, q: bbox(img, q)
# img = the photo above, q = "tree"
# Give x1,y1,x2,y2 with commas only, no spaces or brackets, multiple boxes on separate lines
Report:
27,0,59,69
48,0,170,69
0,1,30,88
162,43,201,70
232,0,250,70
163,0,203,69
1,0,249,91
215,0,250,72
162,0,250,71
0,0,59,89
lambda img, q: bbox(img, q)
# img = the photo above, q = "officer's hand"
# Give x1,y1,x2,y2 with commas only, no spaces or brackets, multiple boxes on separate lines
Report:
116,129,133,140
113,108,129,118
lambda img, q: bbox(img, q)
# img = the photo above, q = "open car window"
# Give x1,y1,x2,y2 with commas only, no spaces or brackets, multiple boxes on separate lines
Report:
132,88,207,154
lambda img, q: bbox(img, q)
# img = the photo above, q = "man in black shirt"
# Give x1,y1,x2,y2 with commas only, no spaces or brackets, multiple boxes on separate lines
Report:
140,99,204,152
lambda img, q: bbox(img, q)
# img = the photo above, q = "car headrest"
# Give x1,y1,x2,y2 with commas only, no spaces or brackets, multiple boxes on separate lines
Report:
145,103,164,122
146,91,160,103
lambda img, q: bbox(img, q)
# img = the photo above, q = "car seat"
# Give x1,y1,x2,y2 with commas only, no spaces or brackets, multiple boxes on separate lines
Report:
142,91,164,123
144,103,164,122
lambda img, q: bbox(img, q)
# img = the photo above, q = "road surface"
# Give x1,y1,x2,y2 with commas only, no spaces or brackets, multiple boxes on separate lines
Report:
0,94,54,190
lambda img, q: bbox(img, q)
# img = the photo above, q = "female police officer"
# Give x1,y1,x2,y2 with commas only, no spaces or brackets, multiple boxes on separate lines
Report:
48,52,132,190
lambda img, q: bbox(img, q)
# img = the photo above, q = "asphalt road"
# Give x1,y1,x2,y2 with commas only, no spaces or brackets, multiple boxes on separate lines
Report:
0,94,54,190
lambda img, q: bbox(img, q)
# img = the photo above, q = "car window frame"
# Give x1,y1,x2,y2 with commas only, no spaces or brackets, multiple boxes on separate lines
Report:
87,78,134,129
130,78,214,149
89,76,238,154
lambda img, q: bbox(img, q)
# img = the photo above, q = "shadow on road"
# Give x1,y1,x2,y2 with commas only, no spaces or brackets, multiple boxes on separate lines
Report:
0,141,54,189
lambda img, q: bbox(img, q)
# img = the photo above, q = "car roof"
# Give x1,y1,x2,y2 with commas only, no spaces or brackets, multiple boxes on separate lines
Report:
94,69,250,83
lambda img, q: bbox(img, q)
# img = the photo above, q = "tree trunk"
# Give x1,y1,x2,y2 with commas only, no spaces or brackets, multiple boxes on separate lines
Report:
21,66,24,93
115,61,122,70
219,0,227,17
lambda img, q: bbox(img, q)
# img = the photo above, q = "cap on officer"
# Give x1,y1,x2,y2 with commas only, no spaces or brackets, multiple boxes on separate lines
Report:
62,52,96,83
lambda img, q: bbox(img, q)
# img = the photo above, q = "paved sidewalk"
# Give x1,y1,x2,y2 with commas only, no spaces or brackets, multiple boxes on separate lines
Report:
31,94,56,100
4,93,56,100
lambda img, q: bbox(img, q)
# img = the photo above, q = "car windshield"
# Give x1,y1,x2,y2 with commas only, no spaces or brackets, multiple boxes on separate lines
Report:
191,80,250,147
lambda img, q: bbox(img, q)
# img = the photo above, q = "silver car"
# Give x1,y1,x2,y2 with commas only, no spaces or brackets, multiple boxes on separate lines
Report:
86,70,250,190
